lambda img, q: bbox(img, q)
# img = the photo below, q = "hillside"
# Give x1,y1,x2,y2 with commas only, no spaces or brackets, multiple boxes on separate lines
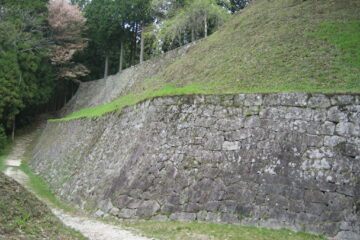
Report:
0,173,85,240
58,0,360,120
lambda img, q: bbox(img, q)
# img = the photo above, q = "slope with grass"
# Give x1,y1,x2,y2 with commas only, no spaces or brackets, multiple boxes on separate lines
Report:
59,0,360,121
0,172,86,240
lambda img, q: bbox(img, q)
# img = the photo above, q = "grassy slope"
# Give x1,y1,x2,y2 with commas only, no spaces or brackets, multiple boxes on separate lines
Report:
60,0,360,118
122,221,326,240
0,143,10,172
0,173,86,240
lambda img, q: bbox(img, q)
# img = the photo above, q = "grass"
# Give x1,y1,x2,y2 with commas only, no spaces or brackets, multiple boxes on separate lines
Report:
18,132,76,212
0,142,11,172
122,221,327,240
19,163,75,212
0,172,86,240
54,0,360,121
309,21,360,72
56,83,208,121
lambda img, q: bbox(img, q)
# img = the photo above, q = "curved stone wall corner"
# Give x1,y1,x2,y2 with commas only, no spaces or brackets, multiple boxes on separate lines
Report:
31,93,360,239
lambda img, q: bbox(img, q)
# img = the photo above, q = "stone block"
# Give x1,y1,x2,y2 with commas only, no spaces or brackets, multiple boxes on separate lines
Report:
304,190,327,203
308,94,331,108
244,116,261,128
234,94,246,105
136,201,160,217
222,141,240,151
336,122,360,137
169,212,196,222
205,212,222,223
330,95,355,105
244,94,262,106
324,136,346,147
151,215,169,222
327,106,348,123
118,208,136,219
220,213,239,223
335,231,359,240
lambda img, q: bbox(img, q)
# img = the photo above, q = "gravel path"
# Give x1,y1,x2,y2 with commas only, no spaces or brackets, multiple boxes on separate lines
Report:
53,208,151,240
2,130,152,240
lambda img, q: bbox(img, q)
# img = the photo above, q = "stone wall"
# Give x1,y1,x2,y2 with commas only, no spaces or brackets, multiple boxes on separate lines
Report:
31,93,360,239
60,43,195,117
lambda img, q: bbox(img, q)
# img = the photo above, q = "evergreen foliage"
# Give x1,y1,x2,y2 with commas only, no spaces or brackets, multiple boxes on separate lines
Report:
0,0,54,148
76,0,237,81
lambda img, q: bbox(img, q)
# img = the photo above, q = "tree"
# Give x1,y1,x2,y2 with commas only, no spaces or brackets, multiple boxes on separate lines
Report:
0,4,55,141
48,0,88,83
151,0,186,19
187,0,229,39
227,0,250,13
70,0,89,10
83,0,152,76
84,0,124,78
160,0,229,49
133,0,153,63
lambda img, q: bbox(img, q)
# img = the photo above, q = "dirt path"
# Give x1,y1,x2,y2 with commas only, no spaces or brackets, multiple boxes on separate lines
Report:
2,130,152,240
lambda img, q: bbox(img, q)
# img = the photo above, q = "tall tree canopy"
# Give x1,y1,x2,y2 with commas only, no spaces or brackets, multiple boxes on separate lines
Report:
73,0,249,81
0,0,54,141
48,0,88,82
0,0,89,146
83,0,152,78
84,0,126,77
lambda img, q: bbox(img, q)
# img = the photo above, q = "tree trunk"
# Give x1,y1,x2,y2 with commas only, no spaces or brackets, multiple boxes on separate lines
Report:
191,27,195,42
11,117,15,142
204,14,208,38
130,23,135,65
183,30,186,45
131,23,138,66
104,54,109,78
140,26,144,64
119,41,124,73
177,31,182,46
70,81,73,98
